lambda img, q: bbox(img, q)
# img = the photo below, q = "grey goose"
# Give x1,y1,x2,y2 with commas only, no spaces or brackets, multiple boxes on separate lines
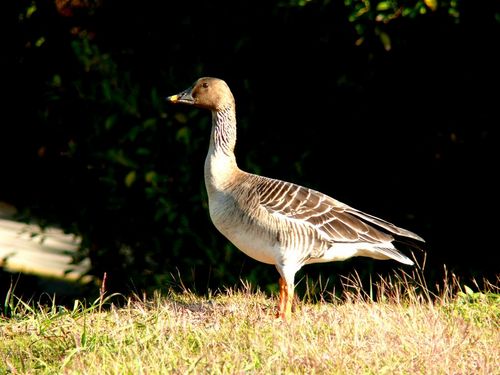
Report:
167,77,424,320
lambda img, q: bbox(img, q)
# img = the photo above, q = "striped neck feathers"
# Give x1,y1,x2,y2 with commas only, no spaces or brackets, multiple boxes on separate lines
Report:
209,105,237,158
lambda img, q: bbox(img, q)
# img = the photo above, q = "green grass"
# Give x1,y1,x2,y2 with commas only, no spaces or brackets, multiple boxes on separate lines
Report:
1,270,499,374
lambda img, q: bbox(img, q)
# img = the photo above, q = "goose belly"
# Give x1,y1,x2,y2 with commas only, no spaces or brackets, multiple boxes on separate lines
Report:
208,198,278,265
219,225,278,265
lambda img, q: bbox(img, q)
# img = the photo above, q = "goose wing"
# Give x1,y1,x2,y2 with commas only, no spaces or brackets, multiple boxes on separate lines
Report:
255,177,424,244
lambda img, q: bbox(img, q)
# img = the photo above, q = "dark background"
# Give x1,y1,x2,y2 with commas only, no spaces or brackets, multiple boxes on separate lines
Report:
1,0,498,301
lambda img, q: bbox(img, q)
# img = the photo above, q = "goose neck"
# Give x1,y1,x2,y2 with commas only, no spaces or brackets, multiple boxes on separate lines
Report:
209,106,237,159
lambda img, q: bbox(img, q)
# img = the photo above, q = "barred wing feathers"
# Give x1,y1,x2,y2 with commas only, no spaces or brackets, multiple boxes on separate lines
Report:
255,177,424,246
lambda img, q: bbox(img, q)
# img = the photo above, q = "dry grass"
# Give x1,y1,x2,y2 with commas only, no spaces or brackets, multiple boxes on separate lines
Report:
1,270,499,374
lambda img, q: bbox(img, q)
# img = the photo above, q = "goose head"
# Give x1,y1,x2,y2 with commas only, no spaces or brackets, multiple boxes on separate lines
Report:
166,77,235,111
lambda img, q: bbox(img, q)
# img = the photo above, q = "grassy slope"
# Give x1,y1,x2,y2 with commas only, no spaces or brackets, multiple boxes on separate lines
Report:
1,272,499,374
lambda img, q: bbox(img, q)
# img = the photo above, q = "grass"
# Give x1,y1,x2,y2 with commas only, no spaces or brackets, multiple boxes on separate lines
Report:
1,269,499,374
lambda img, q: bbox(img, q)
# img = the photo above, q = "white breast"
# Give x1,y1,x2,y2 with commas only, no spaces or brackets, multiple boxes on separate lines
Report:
207,190,278,265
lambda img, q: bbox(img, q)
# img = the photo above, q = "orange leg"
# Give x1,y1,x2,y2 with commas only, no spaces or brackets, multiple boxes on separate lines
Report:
277,277,294,321
277,277,286,318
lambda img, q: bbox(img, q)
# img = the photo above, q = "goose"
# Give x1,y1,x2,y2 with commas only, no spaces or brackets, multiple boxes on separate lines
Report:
166,77,424,320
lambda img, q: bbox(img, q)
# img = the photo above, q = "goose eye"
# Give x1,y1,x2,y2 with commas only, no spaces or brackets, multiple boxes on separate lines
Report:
202,82,209,88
